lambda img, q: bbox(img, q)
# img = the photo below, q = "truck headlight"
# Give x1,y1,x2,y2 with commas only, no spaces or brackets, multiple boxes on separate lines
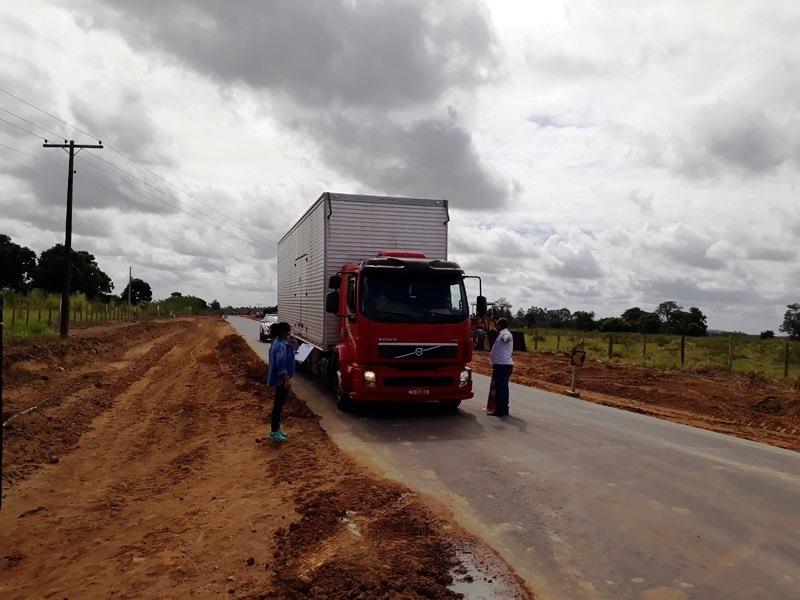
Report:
459,368,470,388
363,370,377,387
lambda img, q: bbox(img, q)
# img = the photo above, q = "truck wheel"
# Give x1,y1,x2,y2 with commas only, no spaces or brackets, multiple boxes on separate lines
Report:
333,357,352,412
439,400,461,410
259,332,266,342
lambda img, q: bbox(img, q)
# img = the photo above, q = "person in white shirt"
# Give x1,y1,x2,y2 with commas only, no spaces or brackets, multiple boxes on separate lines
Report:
488,318,513,416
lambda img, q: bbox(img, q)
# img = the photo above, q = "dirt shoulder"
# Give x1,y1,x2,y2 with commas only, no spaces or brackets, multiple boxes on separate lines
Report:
471,350,800,452
1,318,531,599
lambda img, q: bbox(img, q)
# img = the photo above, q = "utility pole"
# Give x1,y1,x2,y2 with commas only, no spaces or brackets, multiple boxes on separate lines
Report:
128,266,132,306
43,139,103,337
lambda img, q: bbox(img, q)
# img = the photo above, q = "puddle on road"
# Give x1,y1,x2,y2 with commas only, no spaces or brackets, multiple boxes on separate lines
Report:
448,540,529,599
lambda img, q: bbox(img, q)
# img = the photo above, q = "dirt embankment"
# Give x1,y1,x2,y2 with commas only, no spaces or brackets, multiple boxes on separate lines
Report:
1,318,531,599
471,350,800,452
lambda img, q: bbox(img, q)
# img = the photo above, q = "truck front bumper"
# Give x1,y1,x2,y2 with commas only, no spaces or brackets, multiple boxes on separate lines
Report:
347,364,474,402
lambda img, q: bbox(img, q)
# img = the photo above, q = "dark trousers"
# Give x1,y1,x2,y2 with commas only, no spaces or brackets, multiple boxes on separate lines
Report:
492,364,513,413
271,384,289,432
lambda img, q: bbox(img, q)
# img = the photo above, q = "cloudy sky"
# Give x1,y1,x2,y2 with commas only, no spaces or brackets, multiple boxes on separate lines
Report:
1,0,798,332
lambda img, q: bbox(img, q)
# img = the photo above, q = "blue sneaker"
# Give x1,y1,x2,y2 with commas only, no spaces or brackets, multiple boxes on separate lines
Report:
278,429,288,440
269,431,286,443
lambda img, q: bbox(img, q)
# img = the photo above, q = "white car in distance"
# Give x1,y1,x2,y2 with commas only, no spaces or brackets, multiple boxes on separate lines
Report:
259,314,278,342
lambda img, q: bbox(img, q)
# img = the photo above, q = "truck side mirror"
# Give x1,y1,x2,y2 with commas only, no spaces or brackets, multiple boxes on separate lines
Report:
325,291,339,314
328,275,341,289
476,295,487,317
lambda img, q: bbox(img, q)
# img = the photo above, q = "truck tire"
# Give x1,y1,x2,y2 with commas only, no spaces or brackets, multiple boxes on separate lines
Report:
333,356,352,412
439,400,461,410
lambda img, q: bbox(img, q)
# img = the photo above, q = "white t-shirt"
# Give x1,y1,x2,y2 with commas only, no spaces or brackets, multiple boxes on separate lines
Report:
490,328,514,365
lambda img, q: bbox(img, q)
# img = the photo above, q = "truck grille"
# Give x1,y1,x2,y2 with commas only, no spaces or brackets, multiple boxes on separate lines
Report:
384,376,453,387
378,343,457,359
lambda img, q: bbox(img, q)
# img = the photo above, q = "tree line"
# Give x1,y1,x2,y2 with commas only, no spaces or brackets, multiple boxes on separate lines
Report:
1,234,217,310
493,297,800,339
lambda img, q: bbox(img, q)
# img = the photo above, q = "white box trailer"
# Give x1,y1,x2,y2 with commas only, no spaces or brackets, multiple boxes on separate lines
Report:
277,193,449,349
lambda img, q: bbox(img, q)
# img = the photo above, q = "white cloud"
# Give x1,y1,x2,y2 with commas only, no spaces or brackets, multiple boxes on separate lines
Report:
1,0,798,331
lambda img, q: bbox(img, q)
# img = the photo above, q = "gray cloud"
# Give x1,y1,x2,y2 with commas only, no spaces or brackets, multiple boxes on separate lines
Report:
675,103,793,179
70,89,173,166
634,276,764,307
628,189,654,216
68,0,508,211
74,0,496,110
543,236,602,279
8,158,177,217
305,113,511,210
525,51,611,80
643,225,725,271
745,245,797,262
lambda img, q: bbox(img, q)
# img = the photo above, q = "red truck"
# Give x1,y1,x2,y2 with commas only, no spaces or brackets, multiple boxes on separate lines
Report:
277,193,486,410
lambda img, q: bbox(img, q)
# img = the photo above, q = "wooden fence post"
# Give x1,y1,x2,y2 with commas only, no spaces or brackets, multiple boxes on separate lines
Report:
728,335,733,371
11,306,15,326
534,329,538,350
642,334,646,361
25,307,30,325
48,307,52,325
37,307,42,323
785,341,790,379
680,335,685,368
556,334,560,352
607,335,613,359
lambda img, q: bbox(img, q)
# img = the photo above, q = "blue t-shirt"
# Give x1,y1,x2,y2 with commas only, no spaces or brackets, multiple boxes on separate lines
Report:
267,338,295,387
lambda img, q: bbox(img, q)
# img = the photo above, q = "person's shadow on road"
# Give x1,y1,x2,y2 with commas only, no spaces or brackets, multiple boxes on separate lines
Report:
487,414,528,434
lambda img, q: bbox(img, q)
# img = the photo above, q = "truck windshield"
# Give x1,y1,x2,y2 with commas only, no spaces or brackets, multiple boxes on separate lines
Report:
361,273,468,323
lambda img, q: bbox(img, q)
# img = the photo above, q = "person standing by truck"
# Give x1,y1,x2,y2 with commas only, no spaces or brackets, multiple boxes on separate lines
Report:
267,322,295,443
488,318,513,416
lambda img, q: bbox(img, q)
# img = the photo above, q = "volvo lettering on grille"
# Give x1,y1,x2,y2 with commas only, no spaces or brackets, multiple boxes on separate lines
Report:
377,343,458,360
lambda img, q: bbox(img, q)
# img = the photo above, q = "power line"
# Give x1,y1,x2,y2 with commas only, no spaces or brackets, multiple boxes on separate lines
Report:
0,141,63,168
77,152,266,250
0,86,276,247
82,150,274,247
0,97,270,276
0,106,66,141
1,140,261,284
0,88,94,139
0,117,264,255
100,145,277,248
77,152,268,249
0,116,48,140
64,156,253,256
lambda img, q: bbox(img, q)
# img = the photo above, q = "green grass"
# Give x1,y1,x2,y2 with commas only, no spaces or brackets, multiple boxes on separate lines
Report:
4,320,56,343
521,327,799,382
2,290,193,344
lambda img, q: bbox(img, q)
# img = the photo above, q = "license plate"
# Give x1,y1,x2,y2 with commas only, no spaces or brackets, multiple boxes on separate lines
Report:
408,388,430,396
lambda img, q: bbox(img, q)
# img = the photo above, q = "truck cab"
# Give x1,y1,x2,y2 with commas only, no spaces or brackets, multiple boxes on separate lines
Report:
326,251,479,409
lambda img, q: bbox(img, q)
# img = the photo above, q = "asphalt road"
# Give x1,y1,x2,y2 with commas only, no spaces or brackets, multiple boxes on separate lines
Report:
226,316,800,600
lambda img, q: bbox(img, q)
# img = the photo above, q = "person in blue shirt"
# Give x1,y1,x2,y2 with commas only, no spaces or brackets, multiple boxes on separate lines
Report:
267,321,295,443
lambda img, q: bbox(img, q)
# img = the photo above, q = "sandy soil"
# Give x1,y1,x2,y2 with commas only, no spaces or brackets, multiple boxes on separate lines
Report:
471,350,800,452
1,317,531,599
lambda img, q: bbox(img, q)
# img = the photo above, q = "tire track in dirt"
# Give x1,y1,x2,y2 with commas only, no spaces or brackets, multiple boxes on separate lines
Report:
2,320,193,482
1,318,533,599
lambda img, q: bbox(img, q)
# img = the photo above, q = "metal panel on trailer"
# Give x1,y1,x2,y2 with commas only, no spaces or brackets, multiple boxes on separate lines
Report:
277,197,327,348
279,192,450,350
322,193,449,348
